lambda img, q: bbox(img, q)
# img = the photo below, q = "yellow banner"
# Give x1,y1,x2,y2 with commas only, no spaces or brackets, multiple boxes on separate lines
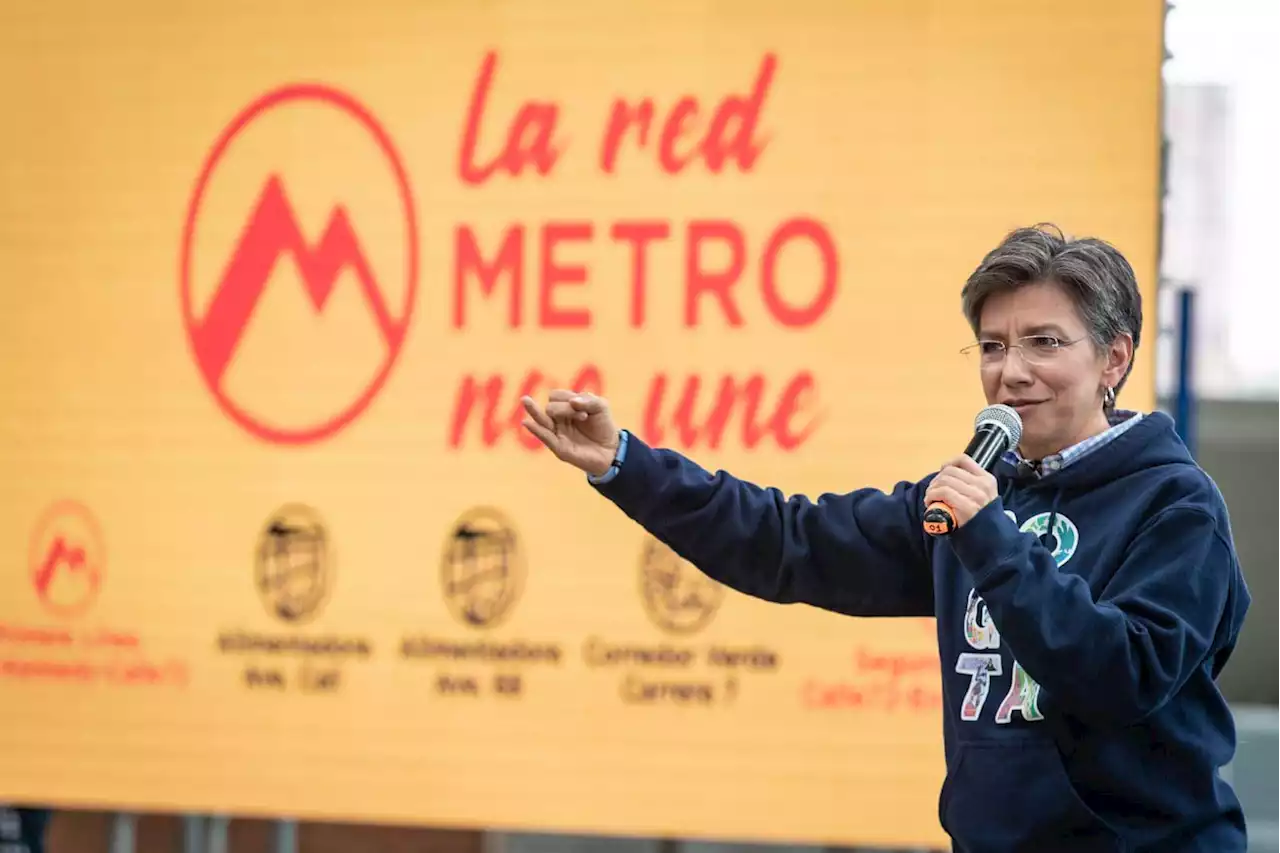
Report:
0,1,1161,848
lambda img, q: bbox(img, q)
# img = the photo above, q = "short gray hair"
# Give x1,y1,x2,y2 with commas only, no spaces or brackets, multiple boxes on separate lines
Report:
960,223,1143,404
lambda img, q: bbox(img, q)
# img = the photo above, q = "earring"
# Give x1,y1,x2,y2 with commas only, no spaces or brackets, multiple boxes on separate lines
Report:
1103,386,1116,408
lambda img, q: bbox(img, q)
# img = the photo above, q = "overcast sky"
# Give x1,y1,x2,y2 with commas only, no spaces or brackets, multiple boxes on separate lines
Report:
1165,0,1278,396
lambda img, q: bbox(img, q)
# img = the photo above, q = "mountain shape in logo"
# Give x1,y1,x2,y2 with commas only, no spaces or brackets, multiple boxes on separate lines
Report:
190,174,404,390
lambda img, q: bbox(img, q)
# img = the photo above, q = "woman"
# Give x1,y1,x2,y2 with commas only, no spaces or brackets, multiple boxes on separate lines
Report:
521,224,1250,853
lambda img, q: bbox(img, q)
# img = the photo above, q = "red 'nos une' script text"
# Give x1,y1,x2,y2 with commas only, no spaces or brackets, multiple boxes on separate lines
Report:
448,51,837,453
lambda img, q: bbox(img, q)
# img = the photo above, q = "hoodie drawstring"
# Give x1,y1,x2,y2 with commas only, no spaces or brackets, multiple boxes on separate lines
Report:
1043,489,1065,552
1002,469,1065,553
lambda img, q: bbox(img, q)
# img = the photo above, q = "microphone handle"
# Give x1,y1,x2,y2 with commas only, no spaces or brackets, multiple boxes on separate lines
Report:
923,424,1014,536
965,425,1013,472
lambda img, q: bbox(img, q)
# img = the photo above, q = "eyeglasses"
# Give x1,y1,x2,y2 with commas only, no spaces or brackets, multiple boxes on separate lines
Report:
960,335,1084,367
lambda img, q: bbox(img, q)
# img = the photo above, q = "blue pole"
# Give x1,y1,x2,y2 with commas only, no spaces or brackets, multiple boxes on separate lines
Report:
1174,287,1196,456
183,816,207,853
110,814,136,853
274,819,298,853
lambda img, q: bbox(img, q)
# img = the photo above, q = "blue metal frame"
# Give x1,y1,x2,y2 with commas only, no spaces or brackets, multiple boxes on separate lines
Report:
1174,288,1196,457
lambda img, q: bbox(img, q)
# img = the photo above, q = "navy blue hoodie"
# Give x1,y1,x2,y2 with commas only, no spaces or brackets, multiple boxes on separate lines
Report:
591,410,1250,852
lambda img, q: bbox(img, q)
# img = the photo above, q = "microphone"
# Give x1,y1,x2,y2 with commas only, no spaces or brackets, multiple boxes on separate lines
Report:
922,404,1023,537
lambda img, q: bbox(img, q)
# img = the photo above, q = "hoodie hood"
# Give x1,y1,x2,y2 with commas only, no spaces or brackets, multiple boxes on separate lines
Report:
995,410,1193,494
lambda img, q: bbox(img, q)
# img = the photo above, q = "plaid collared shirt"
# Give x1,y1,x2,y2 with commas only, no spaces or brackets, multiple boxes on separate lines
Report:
1003,411,1145,478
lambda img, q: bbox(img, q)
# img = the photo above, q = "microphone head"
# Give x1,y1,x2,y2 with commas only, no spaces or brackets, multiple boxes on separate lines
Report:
975,403,1023,447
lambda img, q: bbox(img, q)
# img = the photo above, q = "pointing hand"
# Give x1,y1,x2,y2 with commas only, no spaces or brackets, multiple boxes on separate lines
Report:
521,391,621,477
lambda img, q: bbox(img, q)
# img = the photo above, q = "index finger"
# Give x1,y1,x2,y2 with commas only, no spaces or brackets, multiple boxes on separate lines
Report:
520,396,555,430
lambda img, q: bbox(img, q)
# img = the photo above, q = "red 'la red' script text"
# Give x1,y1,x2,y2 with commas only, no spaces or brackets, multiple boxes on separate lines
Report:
457,50,777,182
